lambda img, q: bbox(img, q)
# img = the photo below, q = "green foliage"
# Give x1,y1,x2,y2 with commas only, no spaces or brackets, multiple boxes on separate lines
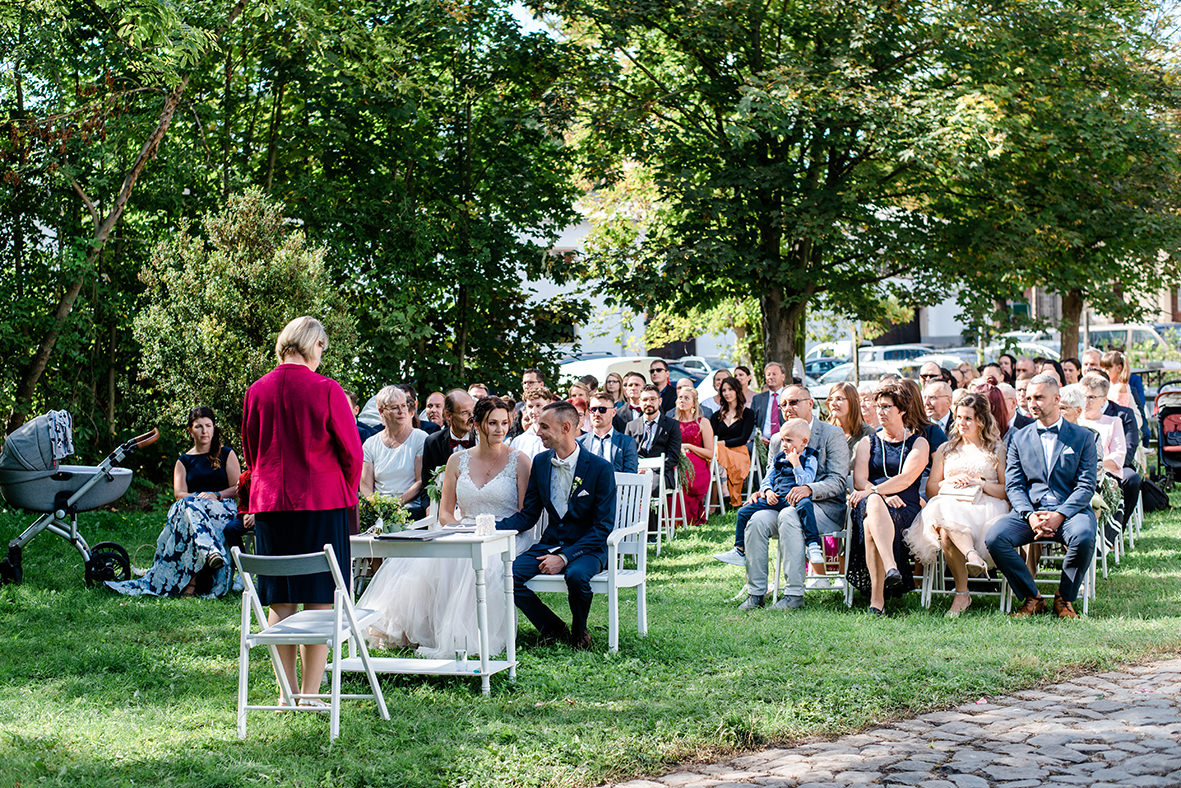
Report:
357,492,410,533
132,189,358,437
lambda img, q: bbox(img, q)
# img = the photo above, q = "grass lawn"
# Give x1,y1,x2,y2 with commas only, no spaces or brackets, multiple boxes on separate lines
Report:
1,496,1179,788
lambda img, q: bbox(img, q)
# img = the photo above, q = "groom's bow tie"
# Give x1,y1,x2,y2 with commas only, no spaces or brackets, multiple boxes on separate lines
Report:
551,455,575,469
1037,425,1059,436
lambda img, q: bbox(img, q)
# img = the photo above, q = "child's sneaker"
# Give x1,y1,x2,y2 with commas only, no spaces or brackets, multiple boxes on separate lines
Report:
806,542,825,565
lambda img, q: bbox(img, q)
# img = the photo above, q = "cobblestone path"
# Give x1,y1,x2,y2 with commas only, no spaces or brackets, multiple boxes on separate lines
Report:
607,657,1181,788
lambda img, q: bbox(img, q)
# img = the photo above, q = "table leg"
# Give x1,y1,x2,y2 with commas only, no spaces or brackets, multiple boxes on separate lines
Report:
474,550,491,695
503,540,516,680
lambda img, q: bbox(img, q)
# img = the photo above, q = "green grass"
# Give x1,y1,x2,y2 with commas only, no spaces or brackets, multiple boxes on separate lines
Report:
1,497,1179,788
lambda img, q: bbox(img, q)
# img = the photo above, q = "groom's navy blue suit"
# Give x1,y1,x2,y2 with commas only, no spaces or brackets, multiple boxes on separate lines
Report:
497,447,616,640
986,418,1098,603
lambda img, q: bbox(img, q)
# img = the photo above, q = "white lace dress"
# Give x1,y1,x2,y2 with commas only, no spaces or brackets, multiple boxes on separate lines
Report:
906,442,1010,567
358,449,534,658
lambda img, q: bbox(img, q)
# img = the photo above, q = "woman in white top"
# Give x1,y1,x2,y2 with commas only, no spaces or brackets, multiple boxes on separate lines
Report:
1077,375,1126,476
360,385,427,520
359,396,532,658
905,392,1009,617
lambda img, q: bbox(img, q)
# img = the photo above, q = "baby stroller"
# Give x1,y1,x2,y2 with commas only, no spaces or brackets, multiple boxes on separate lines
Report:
0,411,158,585
1154,381,1181,484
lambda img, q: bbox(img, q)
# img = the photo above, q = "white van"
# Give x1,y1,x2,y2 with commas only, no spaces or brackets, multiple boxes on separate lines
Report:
1083,324,1167,353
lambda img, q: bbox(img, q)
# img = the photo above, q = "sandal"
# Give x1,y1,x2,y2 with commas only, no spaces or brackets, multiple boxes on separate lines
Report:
945,591,972,618
298,698,330,712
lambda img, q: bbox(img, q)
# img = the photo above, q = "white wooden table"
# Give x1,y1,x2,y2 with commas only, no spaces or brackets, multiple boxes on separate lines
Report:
337,530,517,695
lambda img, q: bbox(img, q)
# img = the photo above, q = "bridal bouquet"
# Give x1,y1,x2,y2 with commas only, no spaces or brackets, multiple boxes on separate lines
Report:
358,493,410,534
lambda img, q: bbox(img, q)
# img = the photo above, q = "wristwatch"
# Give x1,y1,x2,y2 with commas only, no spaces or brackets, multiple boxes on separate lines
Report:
1025,511,1036,525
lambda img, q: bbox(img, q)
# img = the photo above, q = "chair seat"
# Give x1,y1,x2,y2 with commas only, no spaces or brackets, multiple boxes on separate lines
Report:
525,568,646,591
247,607,380,646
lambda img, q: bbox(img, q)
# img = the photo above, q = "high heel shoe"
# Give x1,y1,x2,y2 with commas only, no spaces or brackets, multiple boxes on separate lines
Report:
945,591,971,618
965,550,987,578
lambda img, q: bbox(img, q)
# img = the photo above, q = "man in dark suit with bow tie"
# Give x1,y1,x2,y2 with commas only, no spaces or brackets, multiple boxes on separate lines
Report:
498,401,616,649
421,389,476,488
986,374,1098,619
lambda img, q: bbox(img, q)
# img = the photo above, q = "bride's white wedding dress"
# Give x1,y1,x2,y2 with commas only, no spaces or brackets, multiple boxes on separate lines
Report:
358,449,534,658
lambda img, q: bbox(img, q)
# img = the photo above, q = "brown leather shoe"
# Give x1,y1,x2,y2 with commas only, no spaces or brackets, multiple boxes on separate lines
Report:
1009,596,1048,618
571,631,593,651
1053,593,1079,619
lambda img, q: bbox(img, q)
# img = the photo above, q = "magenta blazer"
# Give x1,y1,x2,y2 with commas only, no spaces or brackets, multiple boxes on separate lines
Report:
240,363,363,513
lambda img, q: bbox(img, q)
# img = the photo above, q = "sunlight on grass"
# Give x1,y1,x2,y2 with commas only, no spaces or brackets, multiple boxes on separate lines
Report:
1,500,1179,787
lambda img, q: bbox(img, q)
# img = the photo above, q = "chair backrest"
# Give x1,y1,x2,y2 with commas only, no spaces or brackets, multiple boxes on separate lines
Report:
613,472,651,571
637,454,666,495
232,544,349,630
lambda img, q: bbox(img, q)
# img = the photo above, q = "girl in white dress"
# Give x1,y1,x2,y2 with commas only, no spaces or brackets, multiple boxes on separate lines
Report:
359,397,531,658
906,392,1009,617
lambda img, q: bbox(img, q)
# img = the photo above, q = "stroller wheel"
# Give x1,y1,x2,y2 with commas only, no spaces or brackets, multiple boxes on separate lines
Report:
0,546,22,585
85,542,131,586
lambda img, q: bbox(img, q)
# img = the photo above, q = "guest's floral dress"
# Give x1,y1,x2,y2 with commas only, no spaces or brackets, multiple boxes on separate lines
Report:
674,419,711,525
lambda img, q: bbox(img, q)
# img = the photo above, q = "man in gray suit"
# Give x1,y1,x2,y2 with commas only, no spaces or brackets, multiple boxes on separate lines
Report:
739,384,849,610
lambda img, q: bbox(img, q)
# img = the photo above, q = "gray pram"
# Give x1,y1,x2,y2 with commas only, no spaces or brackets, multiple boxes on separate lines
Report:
0,412,158,585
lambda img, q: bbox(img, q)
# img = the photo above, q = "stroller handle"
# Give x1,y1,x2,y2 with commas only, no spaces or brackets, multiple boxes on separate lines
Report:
127,428,160,453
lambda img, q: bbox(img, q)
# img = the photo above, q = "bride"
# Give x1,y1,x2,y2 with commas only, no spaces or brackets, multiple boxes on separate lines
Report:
359,396,533,658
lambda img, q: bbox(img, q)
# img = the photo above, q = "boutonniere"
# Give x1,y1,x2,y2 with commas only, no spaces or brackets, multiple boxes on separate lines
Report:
572,476,584,492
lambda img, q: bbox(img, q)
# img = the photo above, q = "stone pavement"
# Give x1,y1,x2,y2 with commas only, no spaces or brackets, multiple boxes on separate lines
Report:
607,657,1181,788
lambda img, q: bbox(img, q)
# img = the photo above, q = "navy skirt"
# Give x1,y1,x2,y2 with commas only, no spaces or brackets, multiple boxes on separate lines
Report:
253,508,351,605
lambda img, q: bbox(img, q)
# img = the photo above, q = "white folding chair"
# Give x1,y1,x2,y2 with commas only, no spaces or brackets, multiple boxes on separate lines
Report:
638,455,667,555
232,544,390,740
919,549,1010,611
704,454,727,517
744,442,764,498
668,465,688,533
1003,521,1101,615
772,506,853,607
525,473,650,652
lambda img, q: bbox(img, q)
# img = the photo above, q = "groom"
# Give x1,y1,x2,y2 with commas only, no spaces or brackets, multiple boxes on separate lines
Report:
986,374,1098,619
497,401,617,649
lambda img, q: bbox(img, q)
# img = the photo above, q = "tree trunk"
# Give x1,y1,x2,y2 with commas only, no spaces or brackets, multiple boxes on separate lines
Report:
5,0,249,433
1060,287,1084,361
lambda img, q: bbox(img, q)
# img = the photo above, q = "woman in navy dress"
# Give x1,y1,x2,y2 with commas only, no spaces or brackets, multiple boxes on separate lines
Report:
847,380,929,614
108,407,240,598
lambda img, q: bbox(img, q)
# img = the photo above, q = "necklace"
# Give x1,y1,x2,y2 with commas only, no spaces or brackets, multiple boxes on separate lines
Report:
877,427,910,478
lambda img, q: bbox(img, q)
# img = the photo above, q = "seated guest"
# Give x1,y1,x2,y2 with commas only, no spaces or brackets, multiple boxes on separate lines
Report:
971,383,1010,441
750,362,788,447
981,363,1005,386
627,383,681,539
360,386,427,521
648,360,677,415
903,377,946,501
1061,357,1082,385
1015,372,1035,417
700,368,731,417
616,371,647,424
360,397,531,656
673,381,714,525
848,381,930,614
918,361,945,388
827,382,875,467
578,391,639,472
731,420,819,605
709,375,754,507
578,374,600,392
1101,350,1148,444
420,389,477,510
733,365,758,407
604,372,625,408
1040,359,1066,386
107,407,239,598
986,375,1097,619
998,353,1017,385
998,382,1035,434
905,393,1009,617
951,362,977,388
399,383,440,435
858,381,881,429
511,385,554,459
1081,372,1141,539
345,389,381,444
422,391,446,429
567,380,593,434
1015,356,1037,378
922,380,954,435
468,382,489,400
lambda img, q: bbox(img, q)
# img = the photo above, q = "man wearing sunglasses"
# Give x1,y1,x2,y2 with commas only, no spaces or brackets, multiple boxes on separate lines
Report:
577,392,639,473
649,360,677,415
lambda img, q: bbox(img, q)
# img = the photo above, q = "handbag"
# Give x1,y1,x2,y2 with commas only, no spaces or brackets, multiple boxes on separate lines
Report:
1141,478,1171,512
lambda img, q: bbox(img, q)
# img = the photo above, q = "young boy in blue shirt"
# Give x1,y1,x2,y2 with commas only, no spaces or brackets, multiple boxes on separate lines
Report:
721,418,823,568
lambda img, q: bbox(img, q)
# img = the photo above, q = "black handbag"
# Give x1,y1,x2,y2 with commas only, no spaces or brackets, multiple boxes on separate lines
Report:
1141,478,1171,512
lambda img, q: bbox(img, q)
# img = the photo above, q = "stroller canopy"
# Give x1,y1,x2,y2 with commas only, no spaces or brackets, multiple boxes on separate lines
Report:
0,411,73,473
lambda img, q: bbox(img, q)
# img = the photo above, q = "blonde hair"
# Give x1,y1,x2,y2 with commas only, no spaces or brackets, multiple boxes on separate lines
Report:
674,384,702,421
375,385,406,412
1100,350,1129,384
275,316,327,363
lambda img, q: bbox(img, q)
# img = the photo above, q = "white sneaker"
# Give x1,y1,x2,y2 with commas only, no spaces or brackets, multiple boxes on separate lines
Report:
806,543,825,565
713,548,746,566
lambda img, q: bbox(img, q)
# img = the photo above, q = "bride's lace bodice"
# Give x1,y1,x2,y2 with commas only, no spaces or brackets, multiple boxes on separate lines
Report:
944,441,1001,483
455,450,520,520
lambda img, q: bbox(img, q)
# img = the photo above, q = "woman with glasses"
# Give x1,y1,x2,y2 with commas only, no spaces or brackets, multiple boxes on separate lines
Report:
604,372,626,408
826,382,874,469
847,380,930,614
360,385,428,521
1076,377,1126,478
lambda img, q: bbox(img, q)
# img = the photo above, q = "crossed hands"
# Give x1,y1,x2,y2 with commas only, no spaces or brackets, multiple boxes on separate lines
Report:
1029,511,1065,539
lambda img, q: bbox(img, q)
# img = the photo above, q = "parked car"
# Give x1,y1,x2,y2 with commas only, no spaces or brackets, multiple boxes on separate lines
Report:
810,361,902,401
676,355,731,376
559,356,661,390
1084,323,1168,354
805,357,847,379
806,340,870,361
857,344,934,364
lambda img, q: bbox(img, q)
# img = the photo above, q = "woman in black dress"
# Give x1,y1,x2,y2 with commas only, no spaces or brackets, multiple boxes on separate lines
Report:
709,376,754,508
847,380,930,614
107,407,241,598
